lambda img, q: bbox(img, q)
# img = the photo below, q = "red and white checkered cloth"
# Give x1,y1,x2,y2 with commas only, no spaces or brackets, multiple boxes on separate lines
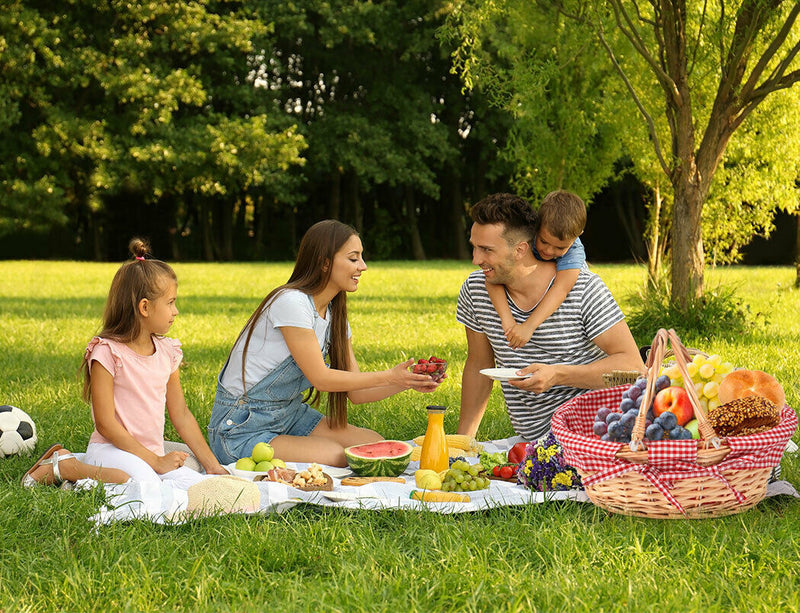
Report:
551,386,798,513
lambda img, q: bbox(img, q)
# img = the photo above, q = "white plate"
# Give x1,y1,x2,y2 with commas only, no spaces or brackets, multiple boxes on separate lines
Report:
224,461,297,480
479,368,530,382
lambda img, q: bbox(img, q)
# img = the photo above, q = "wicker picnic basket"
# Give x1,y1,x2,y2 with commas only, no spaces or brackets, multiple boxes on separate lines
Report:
552,329,797,519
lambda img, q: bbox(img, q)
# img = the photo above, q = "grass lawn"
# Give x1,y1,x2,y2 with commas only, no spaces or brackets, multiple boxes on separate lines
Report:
1,260,799,612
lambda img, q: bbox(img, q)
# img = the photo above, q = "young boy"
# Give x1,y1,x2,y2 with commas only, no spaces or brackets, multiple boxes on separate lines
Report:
487,190,587,349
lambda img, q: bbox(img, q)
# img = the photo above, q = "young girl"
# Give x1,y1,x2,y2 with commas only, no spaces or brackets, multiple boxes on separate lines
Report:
209,220,441,468
78,238,226,488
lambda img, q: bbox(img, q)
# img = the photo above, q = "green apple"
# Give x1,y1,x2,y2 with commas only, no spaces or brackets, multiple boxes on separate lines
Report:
251,441,274,463
235,457,256,471
254,460,274,472
685,419,700,440
271,458,286,468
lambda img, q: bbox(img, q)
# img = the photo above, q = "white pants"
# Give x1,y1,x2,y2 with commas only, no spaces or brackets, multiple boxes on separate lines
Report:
85,442,209,489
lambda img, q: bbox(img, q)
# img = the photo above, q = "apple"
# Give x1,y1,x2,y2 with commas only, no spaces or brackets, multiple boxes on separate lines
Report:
653,386,694,426
254,460,275,472
251,441,274,463
235,457,256,471
685,419,700,440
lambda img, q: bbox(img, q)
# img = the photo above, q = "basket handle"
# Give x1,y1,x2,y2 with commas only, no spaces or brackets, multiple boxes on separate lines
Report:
629,328,721,451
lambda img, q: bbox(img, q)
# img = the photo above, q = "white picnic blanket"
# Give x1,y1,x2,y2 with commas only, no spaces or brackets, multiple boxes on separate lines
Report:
85,436,589,525
85,436,798,526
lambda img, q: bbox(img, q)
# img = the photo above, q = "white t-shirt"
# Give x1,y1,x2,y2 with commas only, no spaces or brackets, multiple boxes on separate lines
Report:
220,289,349,396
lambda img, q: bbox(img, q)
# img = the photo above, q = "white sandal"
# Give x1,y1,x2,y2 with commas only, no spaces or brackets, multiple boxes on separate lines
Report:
21,444,75,488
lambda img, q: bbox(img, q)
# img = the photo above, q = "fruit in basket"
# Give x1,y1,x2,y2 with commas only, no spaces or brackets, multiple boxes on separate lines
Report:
717,369,785,408
685,419,700,439
660,354,734,413
653,386,693,426
344,440,413,477
411,356,447,383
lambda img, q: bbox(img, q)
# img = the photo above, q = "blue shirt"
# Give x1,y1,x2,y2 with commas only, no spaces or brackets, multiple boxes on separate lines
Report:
532,236,585,271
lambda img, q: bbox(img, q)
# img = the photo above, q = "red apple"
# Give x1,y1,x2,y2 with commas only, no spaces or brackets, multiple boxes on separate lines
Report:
653,386,694,426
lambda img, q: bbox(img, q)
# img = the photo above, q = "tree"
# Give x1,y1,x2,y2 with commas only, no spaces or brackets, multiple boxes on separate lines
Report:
0,0,306,259
584,0,800,304
445,1,800,304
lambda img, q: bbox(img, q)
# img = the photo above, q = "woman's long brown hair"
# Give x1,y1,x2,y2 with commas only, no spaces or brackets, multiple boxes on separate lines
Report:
81,238,177,401
234,220,356,428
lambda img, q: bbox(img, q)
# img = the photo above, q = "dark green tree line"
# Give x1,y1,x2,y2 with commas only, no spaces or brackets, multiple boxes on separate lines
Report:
1,0,512,261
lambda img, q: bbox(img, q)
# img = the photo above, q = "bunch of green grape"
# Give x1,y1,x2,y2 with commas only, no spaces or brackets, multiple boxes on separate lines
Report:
441,460,490,492
659,353,734,413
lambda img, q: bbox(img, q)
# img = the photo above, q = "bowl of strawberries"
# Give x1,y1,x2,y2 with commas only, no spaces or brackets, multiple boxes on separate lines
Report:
411,356,447,383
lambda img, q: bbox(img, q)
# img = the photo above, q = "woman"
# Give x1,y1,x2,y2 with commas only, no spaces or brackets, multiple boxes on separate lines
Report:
208,220,441,467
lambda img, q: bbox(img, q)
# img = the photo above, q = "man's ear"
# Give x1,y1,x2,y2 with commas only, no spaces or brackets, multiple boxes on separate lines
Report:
514,240,530,260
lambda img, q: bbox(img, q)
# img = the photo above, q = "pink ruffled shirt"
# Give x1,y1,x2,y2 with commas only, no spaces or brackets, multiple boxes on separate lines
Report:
85,336,183,456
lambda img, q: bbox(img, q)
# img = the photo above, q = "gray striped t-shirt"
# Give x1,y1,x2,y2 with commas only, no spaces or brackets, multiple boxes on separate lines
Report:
456,268,625,440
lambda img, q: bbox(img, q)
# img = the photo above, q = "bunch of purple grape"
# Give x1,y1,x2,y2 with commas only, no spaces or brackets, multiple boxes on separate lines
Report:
592,374,682,443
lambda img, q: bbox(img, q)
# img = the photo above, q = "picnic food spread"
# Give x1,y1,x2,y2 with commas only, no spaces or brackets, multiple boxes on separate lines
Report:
553,328,797,520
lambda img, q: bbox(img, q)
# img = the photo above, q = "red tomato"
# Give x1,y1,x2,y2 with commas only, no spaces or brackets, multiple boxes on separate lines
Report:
492,465,501,477
507,442,528,464
499,465,514,479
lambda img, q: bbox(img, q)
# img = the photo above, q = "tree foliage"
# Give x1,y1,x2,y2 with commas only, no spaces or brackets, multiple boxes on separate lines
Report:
444,0,800,303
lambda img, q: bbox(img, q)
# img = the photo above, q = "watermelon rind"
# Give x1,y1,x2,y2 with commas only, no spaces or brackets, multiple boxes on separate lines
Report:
343,440,413,477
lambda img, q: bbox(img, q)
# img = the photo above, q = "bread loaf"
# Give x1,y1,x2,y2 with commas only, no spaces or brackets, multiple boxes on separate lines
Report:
718,369,785,408
708,396,781,437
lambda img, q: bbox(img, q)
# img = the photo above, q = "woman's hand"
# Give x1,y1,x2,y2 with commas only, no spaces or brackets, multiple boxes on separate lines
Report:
204,462,230,475
391,358,441,392
154,450,189,474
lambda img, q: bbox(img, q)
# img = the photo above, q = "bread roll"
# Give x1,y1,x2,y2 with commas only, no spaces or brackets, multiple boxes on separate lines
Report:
718,369,785,408
708,396,781,437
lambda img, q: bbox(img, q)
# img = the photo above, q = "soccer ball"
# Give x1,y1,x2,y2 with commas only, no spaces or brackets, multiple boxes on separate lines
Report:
0,405,37,458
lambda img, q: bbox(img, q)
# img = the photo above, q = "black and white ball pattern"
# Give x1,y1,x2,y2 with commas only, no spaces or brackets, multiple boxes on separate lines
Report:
0,405,37,458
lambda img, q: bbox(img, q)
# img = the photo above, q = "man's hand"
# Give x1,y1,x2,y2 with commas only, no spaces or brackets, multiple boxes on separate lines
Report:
509,363,561,394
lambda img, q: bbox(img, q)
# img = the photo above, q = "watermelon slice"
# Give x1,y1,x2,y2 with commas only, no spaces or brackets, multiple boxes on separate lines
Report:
343,440,413,477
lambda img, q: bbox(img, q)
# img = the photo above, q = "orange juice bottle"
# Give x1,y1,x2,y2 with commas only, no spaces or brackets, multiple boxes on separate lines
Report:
420,405,449,472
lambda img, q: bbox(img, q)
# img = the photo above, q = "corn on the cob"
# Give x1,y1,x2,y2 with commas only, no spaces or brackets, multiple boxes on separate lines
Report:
410,490,470,503
412,434,481,452
410,445,477,462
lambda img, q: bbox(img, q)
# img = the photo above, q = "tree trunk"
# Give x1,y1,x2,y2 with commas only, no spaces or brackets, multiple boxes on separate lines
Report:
329,170,341,219
796,213,800,289
670,179,705,306
200,197,214,261
448,172,470,260
646,183,663,282
405,186,426,260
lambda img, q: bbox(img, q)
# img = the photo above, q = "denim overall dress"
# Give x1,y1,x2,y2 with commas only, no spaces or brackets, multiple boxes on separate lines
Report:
208,298,328,464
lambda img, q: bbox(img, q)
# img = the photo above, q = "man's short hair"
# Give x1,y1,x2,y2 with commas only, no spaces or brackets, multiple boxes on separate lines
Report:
469,193,538,245
538,191,587,241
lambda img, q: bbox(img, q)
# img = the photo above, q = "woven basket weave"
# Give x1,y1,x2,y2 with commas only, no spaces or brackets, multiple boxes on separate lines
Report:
554,329,797,519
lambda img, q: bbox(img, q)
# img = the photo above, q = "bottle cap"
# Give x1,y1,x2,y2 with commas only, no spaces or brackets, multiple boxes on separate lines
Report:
426,405,446,413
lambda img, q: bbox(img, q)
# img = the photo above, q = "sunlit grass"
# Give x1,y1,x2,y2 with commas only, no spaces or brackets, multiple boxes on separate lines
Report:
1,260,799,612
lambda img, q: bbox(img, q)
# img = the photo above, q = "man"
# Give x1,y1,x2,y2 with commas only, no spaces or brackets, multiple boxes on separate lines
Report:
456,192,643,440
